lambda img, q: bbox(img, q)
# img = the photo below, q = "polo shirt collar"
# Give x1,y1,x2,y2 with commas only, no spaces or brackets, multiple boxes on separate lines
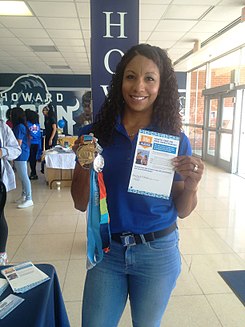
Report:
115,115,155,136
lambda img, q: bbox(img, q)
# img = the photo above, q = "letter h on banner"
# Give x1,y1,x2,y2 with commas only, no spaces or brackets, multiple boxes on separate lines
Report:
90,0,139,118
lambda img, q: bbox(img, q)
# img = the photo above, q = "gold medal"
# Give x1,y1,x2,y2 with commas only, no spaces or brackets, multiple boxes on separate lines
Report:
76,142,95,166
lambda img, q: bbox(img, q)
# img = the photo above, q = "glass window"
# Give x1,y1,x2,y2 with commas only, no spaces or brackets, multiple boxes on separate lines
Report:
221,97,234,130
240,47,245,85
184,126,203,156
207,131,216,156
219,133,232,161
208,99,218,128
188,67,206,125
210,51,240,88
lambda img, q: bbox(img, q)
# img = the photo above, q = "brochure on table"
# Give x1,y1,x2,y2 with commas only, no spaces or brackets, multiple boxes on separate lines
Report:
0,278,8,296
128,129,180,199
0,294,24,320
1,262,50,294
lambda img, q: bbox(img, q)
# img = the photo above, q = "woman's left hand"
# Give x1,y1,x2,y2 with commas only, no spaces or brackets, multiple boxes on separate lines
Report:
172,156,204,191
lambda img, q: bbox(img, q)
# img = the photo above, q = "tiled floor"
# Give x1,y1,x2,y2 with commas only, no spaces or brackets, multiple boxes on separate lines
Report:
5,163,245,327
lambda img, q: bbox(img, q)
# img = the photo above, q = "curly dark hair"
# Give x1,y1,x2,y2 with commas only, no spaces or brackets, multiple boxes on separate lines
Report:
11,106,30,139
11,107,26,127
92,43,182,145
25,109,39,124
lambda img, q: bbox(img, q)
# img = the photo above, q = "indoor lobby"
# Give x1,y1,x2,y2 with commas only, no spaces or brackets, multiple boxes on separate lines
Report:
1,1,245,326
4,161,245,327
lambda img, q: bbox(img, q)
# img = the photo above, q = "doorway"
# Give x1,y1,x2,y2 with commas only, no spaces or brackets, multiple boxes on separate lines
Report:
237,89,245,178
203,89,236,172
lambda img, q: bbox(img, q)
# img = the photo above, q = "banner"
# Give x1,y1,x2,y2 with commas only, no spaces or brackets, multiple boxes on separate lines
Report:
91,0,139,117
0,74,91,136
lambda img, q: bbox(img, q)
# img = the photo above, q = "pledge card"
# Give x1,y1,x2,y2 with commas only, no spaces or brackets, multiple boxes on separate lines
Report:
128,130,180,199
0,294,24,319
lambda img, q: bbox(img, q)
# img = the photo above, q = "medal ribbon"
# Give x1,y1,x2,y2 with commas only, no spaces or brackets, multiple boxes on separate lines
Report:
97,171,111,253
86,168,111,269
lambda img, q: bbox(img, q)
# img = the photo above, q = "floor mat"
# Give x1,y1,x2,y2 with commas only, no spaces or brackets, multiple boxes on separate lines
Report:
218,270,245,306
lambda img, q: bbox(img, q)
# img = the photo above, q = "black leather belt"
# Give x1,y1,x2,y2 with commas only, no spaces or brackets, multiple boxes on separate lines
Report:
111,222,177,246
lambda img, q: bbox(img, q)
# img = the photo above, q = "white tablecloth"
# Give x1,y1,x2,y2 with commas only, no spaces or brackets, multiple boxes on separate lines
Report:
45,152,76,169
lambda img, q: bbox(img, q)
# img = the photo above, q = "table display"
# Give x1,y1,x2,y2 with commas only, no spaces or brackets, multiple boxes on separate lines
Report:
0,264,70,327
43,146,76,189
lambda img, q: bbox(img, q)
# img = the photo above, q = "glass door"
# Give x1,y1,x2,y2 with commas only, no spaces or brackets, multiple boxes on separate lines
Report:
217,95,234,170
237,89,245,178
204,91,235,171
205,97,218,165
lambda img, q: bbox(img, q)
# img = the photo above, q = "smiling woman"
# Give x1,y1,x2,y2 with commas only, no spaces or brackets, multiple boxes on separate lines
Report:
122,54,160,130
122,56,160,139
71,43,204,327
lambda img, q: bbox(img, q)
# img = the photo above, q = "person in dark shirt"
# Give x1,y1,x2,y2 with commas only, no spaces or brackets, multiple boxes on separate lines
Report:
41,104,58,174
42,103,58,150
26,109,41,180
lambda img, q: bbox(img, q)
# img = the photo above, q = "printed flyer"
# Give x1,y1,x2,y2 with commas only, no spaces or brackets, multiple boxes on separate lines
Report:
128,129,180,199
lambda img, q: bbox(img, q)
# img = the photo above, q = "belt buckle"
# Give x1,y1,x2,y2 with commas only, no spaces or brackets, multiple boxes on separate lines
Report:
120,233,136,247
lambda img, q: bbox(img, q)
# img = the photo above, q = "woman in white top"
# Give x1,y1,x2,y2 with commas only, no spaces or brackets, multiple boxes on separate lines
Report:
0,120,21,265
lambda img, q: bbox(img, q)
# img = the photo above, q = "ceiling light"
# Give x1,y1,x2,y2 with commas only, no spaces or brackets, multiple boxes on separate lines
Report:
49,65,71,70
29,46,58,52
0,1,32,16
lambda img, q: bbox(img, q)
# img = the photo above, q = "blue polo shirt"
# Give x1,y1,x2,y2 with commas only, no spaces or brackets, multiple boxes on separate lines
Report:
78,122,192,234
13,123,30,161
27,121,41,145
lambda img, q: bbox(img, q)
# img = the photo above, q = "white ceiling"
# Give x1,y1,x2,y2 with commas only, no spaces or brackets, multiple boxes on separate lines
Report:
0,0,244,75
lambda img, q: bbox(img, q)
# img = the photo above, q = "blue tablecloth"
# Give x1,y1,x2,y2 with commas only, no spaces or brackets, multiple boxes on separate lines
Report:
0,264,70,327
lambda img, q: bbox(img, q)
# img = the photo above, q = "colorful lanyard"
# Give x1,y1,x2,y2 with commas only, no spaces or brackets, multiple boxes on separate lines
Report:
97,171,111,253
86,168,111,269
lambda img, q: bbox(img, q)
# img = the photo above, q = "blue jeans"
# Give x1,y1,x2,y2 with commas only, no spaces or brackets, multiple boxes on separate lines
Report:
82,229,181,327
14,161,32,200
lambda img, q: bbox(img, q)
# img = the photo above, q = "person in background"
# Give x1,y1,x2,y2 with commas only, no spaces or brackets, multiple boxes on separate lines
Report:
73,91,92,135
5,108,16,172
5,108,13,129
0,120,21,265
25,109,41,180
42,103,58,150
79,90,93,126
41,103,58,173
12,107,33,209
71,44,204,326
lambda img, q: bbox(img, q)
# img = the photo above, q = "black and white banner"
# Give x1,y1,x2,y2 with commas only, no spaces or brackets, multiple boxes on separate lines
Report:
0,74,91,136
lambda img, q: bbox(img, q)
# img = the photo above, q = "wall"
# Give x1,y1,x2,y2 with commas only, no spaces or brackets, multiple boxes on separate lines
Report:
0,71,186,136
